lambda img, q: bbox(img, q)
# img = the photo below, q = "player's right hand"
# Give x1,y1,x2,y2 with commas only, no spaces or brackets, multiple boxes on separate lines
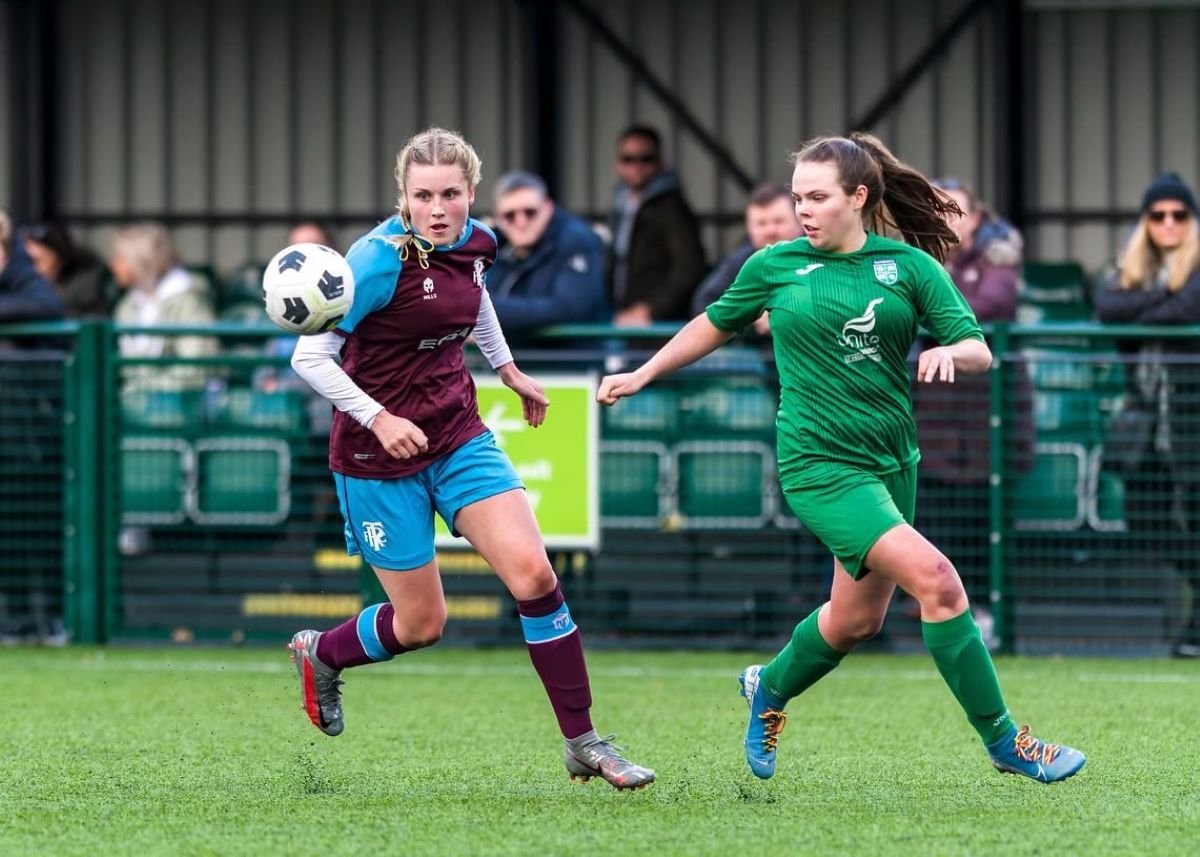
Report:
596,372,646,406
370,411,429,459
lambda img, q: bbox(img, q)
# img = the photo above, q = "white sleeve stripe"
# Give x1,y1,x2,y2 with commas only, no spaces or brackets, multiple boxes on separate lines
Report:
473,288,513,369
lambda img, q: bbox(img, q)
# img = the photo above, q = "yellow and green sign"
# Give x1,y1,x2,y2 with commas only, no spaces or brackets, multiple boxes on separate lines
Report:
435,373,599,549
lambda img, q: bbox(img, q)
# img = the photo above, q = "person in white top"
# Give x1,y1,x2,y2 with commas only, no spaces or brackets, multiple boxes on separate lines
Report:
110,223,217,392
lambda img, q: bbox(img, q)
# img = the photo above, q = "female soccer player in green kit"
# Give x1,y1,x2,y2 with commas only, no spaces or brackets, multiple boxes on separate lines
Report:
597,132,1085,785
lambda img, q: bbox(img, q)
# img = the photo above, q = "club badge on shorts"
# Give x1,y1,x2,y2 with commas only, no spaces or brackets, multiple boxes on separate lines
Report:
873,259,899,286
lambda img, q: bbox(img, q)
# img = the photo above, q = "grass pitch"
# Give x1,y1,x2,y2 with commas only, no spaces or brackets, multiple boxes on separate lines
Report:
2,647,1197,856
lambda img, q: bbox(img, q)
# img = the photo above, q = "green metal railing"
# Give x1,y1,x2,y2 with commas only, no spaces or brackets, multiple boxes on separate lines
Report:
2,320,1197,655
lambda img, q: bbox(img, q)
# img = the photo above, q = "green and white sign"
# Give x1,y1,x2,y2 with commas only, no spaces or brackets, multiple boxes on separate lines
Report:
435,373,599,549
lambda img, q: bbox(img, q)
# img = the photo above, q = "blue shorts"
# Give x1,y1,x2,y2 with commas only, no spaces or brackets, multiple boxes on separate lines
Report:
333,430,524,571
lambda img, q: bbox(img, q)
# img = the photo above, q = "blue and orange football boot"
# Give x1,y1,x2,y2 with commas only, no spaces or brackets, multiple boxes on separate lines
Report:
987,724,1085,783
738,664,788,779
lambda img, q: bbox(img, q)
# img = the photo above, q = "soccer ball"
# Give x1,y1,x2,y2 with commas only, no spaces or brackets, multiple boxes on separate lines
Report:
262,242,355,335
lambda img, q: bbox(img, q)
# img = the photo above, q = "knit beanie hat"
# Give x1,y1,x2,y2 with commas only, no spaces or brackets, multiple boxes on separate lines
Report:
1141,172,1197,214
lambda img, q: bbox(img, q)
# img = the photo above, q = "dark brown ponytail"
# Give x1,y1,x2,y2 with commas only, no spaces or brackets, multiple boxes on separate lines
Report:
791,132,961,262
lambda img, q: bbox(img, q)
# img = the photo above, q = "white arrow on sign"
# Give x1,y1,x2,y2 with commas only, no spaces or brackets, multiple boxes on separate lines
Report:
481,402,527,447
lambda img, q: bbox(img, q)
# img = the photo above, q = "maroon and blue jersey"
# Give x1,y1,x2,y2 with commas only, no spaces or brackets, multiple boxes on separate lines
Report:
330,216,497,478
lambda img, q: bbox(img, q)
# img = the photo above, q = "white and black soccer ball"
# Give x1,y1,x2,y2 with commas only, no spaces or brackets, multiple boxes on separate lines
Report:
262,242,355,335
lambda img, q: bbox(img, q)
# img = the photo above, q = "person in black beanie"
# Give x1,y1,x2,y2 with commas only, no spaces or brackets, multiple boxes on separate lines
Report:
1095,171,1200,658
1140,171,1198,217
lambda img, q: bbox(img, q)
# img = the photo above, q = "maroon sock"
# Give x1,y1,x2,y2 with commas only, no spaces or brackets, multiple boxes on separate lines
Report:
518,581,594,740
315,603,407,669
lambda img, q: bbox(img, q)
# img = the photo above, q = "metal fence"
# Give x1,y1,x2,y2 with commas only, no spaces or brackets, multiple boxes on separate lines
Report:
0,337,68,644
1,319,1197,655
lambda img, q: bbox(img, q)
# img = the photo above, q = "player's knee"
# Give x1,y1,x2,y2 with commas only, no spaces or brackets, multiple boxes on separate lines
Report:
916,559,967,613
400,625,444,649
507,555,557,601
826,603,886,646
395,610,446,649
841,612,886,645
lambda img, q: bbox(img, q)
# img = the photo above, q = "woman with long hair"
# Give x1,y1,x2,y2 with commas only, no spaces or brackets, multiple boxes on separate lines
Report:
599,132,1086,784
1095,172,1200,658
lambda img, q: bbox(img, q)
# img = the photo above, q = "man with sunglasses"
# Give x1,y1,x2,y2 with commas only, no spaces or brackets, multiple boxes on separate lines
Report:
608,125,707,325
486,171,608,338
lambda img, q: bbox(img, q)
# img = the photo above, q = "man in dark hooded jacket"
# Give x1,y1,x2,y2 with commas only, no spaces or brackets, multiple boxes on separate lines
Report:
607,126,707,325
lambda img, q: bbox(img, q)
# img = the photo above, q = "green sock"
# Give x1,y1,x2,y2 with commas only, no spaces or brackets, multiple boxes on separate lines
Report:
922,609,1013,745
759,608,846,702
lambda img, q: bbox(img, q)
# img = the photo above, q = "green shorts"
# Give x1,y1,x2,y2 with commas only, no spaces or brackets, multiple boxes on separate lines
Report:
782,463,917,579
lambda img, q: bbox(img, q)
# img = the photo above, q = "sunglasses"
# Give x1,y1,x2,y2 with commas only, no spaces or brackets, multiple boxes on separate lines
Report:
1148,209,1191,223
499,207,539,224
618,153,658,165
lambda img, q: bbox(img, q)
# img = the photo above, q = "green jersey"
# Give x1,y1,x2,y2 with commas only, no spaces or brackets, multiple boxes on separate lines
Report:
706,232,983,484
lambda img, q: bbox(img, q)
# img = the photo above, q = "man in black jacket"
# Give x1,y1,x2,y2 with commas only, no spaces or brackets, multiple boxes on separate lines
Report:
607,126,707,325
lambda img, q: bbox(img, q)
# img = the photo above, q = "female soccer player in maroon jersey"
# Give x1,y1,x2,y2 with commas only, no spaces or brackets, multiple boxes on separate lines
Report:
286,127,653,791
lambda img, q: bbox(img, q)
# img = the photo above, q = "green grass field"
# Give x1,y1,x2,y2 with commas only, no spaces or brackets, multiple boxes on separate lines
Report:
3,647,1197,856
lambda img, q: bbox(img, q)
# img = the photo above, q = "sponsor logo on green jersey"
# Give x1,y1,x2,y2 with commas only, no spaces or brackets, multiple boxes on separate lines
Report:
838,297,885,364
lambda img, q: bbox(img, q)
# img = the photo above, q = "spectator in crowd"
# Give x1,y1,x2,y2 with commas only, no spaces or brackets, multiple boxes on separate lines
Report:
607,125,707,325
110,223,218,557
0,210,65,328
22,221,111,318
259,221,348,534
255,221,348,385
110,222,217,392
690,183,803,332
933,179,1024,269
1,210,67,645
1094,171,1200,658
222,222,337,323
287,220,339,250
911,178,1032,648
486,170,608,337
935,178,1024,266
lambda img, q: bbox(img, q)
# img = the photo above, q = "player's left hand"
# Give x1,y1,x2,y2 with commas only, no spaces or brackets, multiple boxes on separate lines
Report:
499,366,549,427
916,346,956,383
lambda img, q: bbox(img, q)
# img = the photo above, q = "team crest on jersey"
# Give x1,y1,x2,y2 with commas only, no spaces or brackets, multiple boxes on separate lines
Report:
422,277,437,301
472,256,486,288
873,259,899,286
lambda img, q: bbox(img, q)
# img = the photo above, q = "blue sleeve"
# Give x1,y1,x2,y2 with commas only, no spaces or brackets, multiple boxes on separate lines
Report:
337,235,402,334
489,228,607,328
